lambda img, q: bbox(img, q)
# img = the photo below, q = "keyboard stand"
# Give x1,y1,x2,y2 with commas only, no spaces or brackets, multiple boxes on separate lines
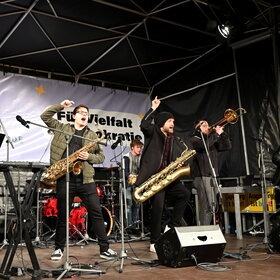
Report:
0,165,44,280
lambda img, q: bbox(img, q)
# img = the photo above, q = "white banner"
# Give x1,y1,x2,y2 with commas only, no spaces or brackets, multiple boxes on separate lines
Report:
0,73,150,167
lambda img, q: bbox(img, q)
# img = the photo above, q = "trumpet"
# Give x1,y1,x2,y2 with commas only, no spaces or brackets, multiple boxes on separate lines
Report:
209,107,246,131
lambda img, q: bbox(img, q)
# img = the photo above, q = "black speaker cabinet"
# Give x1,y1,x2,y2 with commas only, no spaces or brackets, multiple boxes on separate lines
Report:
155,225,226,268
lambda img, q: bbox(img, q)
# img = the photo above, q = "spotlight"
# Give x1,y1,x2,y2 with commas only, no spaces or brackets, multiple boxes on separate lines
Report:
218,24,230,38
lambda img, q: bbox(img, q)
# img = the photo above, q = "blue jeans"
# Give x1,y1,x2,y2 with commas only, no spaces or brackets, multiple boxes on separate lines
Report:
126,186,140,225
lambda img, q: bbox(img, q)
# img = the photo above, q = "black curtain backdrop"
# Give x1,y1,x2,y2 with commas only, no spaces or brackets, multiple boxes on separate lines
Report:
151,38,279,179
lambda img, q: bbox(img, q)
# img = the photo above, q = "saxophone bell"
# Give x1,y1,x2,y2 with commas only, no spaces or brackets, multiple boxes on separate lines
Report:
72,161,83,175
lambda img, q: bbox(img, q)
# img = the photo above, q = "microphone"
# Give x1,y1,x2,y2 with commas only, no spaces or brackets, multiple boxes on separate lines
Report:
16,115,30,129
111,136,122,150
195,121,205,133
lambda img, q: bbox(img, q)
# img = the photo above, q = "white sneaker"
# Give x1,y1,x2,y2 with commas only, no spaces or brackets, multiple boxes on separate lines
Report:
164,225,170,233
51,248,63,261
149,243,156,253
100,248,118,259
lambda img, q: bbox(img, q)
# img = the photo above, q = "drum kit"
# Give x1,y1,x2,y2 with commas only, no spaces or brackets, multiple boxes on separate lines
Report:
35,166,121,246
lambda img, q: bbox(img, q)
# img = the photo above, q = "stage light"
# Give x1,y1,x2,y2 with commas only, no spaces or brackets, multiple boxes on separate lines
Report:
218,24,230,38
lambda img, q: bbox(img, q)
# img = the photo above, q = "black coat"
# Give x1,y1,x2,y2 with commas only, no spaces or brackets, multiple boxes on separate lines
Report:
188,131,232,177
134,108,185,187
272,147,280,185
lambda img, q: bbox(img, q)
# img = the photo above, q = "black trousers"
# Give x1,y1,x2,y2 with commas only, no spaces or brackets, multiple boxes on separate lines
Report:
55,177,109,253
150,180,189,244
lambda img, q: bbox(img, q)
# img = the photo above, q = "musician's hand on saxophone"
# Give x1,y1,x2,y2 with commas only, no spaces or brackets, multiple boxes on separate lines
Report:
177,162,183,168
78,151,89,160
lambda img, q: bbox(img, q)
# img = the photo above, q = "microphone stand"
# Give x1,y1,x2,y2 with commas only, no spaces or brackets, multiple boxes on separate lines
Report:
256,139,270,244
198,128,221,225
96,140,153,273
16,119,106,278
0,118,14,159
0,118,14,249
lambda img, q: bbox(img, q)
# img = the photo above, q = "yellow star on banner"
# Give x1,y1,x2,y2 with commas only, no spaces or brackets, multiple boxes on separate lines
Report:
35,84,46,96
138,113,144,119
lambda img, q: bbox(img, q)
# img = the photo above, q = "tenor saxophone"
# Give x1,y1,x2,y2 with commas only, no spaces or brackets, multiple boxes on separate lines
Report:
41,126,104,187
133,149,196,203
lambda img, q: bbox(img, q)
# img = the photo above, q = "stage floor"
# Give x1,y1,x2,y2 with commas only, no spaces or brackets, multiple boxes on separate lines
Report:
0,233,280,280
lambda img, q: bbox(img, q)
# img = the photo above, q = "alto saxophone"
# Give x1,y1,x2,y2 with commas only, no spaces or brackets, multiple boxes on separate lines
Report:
133,148,196,203
41,126,105,187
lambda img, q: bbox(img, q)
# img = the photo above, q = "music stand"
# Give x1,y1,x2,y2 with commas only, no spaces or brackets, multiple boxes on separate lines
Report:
95,140,153,273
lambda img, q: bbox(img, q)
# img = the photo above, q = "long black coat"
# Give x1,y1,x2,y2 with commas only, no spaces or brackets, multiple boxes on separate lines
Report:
134,108,184,187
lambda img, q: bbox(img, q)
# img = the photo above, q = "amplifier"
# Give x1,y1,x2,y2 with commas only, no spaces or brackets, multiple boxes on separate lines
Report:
155,225,226,268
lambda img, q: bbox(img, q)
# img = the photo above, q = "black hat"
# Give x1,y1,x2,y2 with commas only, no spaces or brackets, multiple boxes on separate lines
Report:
155,112,174,127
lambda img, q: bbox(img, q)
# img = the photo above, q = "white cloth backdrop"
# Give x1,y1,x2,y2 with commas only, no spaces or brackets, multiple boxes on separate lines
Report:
0,73,150,167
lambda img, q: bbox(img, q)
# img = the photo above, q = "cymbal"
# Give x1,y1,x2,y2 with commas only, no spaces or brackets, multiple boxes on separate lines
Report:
26,179,56,191
39,181,56,190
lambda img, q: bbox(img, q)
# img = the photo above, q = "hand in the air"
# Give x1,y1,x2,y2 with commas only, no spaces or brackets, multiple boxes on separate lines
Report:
60,100,75,108
151,96,161,110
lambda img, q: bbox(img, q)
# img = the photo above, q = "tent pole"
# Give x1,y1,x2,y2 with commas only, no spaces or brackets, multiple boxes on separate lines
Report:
270,7,280,129
232,49,250,175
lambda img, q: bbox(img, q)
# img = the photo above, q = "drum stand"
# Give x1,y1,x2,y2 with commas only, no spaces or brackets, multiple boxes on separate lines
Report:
125,203,150,241
95,142,153,273
107,168,123,242
72,212,96,245
32,187,50,248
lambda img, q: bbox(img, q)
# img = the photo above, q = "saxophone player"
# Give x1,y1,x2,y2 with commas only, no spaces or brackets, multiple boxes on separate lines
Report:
134,97,189,253
41,100,117,261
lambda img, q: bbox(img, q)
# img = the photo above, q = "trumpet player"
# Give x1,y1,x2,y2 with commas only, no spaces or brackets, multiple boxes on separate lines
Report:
188,119,232,225
134,96,189,253
41,100,117,261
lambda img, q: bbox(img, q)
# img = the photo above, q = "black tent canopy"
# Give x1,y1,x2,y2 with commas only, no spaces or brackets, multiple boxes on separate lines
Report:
0,0,278,94
0,0,279,176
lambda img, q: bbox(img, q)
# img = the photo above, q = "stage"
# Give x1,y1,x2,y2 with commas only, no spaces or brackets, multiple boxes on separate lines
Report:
0,233,280,280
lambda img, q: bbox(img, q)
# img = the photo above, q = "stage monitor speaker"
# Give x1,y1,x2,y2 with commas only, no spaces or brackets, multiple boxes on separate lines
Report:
155,225,226,268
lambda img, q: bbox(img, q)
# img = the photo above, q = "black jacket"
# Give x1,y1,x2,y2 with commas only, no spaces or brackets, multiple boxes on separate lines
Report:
188,131,232,177
134,108,184,186
272,147,280,185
